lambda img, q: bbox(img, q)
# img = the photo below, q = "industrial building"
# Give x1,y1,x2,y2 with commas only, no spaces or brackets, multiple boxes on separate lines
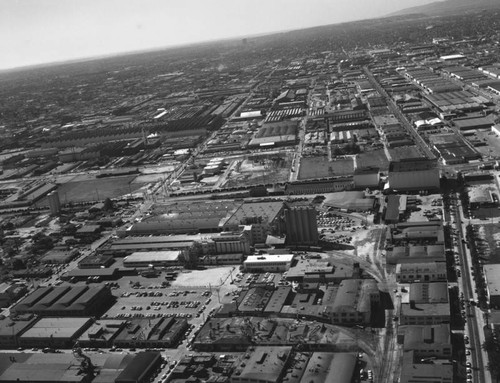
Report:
423,90,485,116
41,249,79,265
299,352,357,383
398,323,452,358
194,316,343,352
0,351,162,383
100,235,196,257
114,352,163,383
484,264,500,309
285,258,358,283
396,262,447,283
12,286,114,317
206,231,251,255
399,351,453,383
285,178,354,195
78,254,115,269
386,244,445,265
429,133,481,165
231,346,292,383
468,186,497,209
284,205,318,246
399,300,450,326
123,251,181,268
387,159,440,192
243,254,295,272
125,204,232,234
323,279,380,326
61,267,119,282
78,319,126,348
0,353,90,383
409,282,449,304
454,116,494,131
353,167,380,189
389,221,445,245
222,201,285,245
247,120,298,148
237,285,275,314
384,194,405,223
0,316,38,349
322,191,375,212
47,190,61,215
263,286,293,314
112,317,188,348
19,317,93,349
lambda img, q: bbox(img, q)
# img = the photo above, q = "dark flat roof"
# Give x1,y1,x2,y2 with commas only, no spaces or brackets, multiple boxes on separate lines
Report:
115,352,161,383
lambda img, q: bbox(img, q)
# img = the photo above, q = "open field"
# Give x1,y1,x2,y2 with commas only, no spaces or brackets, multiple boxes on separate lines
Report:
298,156,354,180
356,149,389,171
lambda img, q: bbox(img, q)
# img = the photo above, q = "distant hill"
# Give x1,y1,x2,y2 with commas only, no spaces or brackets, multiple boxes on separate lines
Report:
390,0,500,17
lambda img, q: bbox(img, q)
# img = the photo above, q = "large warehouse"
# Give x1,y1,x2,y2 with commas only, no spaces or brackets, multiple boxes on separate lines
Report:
300,352,357,383
19,317,93,349
123,251,181,268
387,159,440,192
484,264,500,309
243,254,295,272
0,351,162,383
247,121,298,148
468,186,497,209
12,286,114,317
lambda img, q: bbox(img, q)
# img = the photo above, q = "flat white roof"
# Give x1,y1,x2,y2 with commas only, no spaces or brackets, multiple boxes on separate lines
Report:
124,251,181,263
244,254,294,264
484,264,500,297
240,110,263,118
440,54,465,61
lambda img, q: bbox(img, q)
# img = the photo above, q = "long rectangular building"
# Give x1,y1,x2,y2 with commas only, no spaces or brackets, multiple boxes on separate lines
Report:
243,254,295,272
12,286,113,317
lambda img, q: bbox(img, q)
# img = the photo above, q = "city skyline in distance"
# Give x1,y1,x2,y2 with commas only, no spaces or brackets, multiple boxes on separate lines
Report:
1,0,438,71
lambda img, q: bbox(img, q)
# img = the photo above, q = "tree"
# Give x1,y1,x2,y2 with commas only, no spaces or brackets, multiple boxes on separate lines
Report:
31,233,53,254
103,197,114,211
12,259,26,270
487,360,500,381
482,337,496,353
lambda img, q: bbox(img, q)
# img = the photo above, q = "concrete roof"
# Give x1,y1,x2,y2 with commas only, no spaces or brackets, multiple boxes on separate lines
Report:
235,346,292,383
388,245,445,263
400,302,450,317
484,264,500,298
410,282,449,303
223,201,284,227
400,323,450,350
300,352,357,383
124,251,180,263
264,286,292,313
400,351,453,383
20,317,92,339
0,317,37,337
331,279,378,313
244,254,294,264
113,234,203,244
115,352,161,383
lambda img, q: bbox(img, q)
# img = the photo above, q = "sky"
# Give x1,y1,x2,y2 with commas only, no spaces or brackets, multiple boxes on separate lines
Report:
0,0,437,70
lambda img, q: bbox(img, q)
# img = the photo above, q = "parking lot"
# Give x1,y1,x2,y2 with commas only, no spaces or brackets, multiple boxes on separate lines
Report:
105,287,217,320
102,266,240,324
317,212,362,230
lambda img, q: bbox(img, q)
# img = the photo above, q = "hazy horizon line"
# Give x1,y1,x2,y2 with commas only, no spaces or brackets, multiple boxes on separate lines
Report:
0,8,425,74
